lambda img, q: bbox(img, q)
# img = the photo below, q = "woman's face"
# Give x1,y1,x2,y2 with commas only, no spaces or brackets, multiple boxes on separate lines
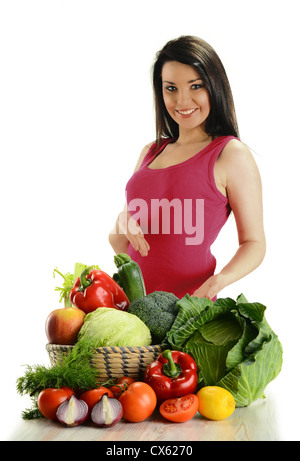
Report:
161,61,210,134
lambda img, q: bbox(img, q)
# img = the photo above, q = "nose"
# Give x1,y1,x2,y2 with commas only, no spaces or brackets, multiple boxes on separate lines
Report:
176,88,192,107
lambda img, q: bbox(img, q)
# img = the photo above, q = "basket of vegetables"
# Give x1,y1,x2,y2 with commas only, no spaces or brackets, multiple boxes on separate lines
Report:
45,255,180,380
17,253,284,424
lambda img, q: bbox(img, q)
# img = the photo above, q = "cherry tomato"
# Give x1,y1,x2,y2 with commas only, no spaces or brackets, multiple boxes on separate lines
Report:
37,387,75,420
159,394,199,423
110,376,136,399
80,387,114,415
119,381,157,422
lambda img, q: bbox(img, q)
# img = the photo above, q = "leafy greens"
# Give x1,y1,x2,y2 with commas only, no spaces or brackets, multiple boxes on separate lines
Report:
164,294,283,407
53,262,100,307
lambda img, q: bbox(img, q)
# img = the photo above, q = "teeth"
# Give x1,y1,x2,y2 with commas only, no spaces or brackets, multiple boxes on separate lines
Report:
177,109,196,115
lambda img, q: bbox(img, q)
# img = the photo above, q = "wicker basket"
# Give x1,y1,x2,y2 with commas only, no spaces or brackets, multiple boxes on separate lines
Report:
46,343,164,380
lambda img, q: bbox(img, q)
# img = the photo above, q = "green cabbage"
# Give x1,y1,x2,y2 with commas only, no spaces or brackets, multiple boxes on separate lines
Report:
78,307,152,347
164,294,283,407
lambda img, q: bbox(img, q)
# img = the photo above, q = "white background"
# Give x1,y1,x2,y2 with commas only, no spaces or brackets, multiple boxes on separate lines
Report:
1,0,299,441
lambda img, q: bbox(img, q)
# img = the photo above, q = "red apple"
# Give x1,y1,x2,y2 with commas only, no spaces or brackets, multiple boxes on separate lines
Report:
45,307,86,345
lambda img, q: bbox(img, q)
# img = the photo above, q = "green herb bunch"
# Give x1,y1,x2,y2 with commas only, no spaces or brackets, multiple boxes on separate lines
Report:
17,339,101,419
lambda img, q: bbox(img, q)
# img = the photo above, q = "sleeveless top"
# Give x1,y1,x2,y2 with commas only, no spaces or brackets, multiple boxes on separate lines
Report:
125,135,237,298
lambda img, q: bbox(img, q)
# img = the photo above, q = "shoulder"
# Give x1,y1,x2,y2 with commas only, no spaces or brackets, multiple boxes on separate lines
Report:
133,140,156,172
221,138,252,159
214,138,261,191
217,139,262,194
143,140,157,154
218,138,259,177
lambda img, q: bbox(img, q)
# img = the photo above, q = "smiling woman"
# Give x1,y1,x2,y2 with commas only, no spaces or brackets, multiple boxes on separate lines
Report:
109,35,266,301
152,35,239,145
162,61,211,137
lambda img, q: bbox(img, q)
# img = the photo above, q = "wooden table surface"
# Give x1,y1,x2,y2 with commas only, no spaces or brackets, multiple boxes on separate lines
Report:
8,394,280,442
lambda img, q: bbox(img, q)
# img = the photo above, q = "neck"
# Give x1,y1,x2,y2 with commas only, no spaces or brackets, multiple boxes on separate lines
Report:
177,125,211,146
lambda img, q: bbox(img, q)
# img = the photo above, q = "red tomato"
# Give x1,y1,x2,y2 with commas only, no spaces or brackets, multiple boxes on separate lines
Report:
37,387,75,420
119,381,157,423
80,387,114,415
159,394,199,423
110,376,136,399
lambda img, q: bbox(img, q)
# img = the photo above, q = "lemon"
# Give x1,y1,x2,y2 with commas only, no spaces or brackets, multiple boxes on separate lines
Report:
197,386,235,420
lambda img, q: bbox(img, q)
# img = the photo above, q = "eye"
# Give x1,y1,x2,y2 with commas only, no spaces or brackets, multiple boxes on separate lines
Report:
191,83,204,90
164,85,177,92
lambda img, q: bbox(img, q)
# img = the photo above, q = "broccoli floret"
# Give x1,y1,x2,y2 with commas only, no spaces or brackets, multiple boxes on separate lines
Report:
128,291,179,344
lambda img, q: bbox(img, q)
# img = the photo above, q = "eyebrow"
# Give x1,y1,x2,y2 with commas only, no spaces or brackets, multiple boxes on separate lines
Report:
163,78,203,84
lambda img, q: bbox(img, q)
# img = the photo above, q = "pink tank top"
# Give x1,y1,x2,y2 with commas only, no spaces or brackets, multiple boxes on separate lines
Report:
125,136,236,298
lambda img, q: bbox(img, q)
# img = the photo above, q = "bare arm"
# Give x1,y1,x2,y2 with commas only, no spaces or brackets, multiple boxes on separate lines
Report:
194,140,266,299
108,143,153,256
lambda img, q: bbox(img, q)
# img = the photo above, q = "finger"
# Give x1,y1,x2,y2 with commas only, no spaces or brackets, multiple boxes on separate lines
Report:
138,237,150,257
192,288,210,299
132,233,149,256
128,235,140,252
128,234,148,255
136,232,150,251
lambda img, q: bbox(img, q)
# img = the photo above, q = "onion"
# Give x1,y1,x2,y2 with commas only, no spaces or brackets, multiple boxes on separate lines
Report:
91,394,123,427
56,394,88,427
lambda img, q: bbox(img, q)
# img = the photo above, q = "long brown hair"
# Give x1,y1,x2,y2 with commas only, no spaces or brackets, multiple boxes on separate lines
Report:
152,36,239,146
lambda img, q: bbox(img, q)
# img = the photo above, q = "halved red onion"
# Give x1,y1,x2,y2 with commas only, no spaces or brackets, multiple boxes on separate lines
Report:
91,394,123,427
56,394,88,427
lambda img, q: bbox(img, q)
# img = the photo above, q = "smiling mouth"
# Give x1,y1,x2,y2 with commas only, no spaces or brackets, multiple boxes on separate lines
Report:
176,108,198,115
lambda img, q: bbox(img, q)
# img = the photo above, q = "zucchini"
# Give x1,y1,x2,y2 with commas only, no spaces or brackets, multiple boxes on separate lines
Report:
113,253,146,302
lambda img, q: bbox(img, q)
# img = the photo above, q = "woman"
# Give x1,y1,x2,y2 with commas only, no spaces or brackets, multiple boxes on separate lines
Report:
109,36,266,300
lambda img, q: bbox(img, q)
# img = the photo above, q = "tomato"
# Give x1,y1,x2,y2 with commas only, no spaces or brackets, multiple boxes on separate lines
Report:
80,387,114,415
110,376,136,399
159,394,199,423
119,381,157,422
37,387,75,420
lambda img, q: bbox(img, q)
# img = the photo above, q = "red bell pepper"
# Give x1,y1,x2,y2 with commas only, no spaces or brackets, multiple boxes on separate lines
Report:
69,267,129,314
144,349,198,402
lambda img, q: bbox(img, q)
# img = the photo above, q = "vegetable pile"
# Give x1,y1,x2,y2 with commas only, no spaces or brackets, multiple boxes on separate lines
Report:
16,253,283,427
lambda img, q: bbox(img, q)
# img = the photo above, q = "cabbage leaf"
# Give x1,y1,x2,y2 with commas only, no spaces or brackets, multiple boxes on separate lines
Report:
164,294,283,407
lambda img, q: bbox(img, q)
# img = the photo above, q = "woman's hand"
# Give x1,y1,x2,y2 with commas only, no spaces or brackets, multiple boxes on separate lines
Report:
193,274,227,300
118,211,150,257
